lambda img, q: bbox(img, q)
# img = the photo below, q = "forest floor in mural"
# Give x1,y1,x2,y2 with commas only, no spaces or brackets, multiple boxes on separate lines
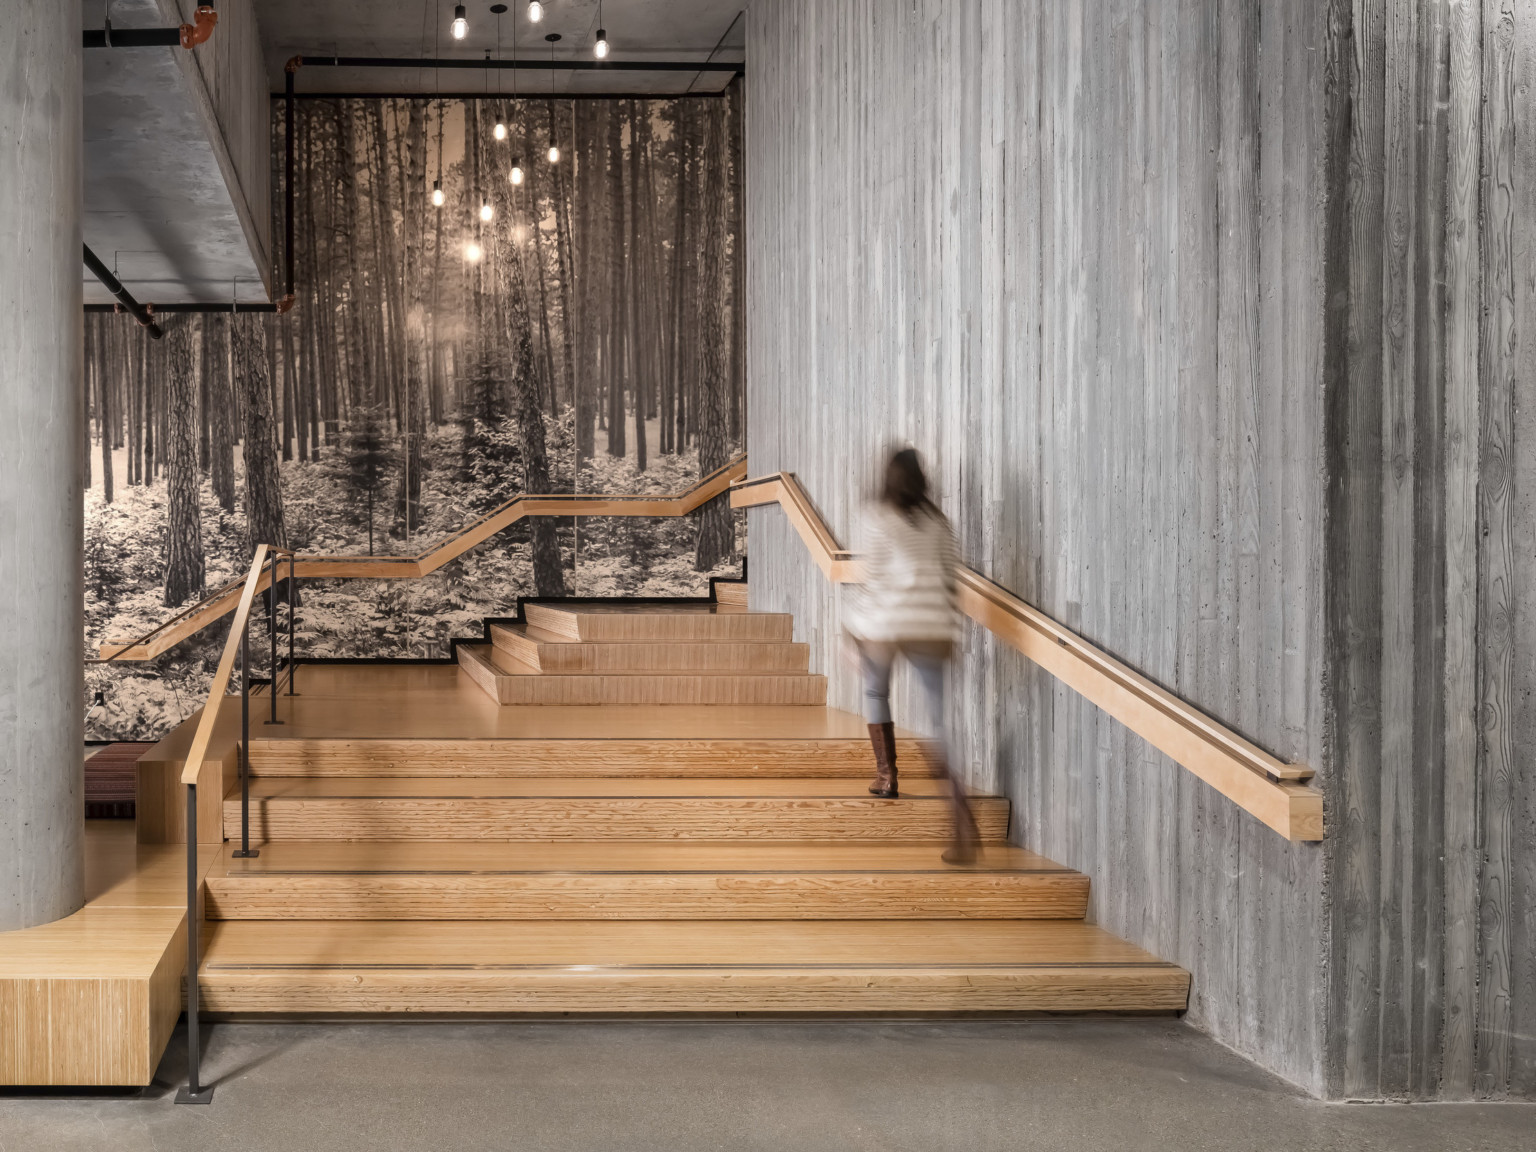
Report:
86,425,744,742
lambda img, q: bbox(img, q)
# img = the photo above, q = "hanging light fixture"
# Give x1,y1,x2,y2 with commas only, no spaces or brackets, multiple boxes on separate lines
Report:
510,158,525,185
527,1,544,23
594,0,609,58
546,33,561,162
451,3,468,39
480,197,494,222
432,179,446,208
491,8,509,138
466,241,484,262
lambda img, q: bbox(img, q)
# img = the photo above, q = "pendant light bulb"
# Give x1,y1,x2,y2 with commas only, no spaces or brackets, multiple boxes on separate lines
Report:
594,30,609,59
451,4,468,39
480,198,494,222
466,241,483,263
548,143,560,163
527,1,544,23
494,121,508,141
431,180,445,208
510,160,525,185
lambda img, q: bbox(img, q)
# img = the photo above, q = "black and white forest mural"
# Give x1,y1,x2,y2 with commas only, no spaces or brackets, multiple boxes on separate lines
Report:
85,91,745,740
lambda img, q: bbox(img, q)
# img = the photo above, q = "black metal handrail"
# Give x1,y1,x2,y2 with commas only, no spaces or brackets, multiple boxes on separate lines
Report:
175,544,295,1105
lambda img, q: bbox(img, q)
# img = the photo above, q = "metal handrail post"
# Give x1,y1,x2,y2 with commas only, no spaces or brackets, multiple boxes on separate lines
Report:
174,783,213,1104
287,552,298,695
232,607,258,859
267,554,282,724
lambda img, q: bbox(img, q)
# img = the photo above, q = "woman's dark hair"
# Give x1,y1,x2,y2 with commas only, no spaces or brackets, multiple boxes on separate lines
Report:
880,448,941,521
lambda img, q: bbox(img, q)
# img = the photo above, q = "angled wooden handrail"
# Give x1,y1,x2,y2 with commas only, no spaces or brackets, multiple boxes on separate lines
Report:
179,544,269,785
731,472,1323,843
100,457,748,660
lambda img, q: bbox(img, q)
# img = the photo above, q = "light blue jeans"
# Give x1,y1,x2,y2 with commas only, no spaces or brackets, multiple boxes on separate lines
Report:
857,639,952,770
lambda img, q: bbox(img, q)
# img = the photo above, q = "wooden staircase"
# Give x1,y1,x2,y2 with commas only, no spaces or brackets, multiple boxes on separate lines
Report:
192,590,1190,1015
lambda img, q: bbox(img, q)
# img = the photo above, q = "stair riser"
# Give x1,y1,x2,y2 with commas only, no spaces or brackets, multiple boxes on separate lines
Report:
491,632,810,673
197,968,1191,1014
223,798,1011,841
204,873,1089,920
488,676,828,707
524,604,792,642
248,739,935,778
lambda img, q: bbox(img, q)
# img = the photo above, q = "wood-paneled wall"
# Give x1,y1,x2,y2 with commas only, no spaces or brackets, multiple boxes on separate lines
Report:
158,0,272,287
745,0,1535,1099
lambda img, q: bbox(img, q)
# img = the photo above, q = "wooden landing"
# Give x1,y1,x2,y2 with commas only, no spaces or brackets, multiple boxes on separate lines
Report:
197,919,1189,1014
0,823,220,1086
458,643,828,706
525,601,793,642
204,841,1089,920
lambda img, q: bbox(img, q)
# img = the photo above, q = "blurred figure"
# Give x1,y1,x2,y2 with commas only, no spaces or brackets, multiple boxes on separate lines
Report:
846,448,978,864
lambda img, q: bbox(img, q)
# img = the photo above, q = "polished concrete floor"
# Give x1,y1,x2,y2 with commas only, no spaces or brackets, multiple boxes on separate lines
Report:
1,1018,1531,1151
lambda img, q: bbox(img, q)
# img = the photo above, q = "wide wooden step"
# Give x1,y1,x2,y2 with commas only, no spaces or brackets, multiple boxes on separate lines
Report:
203,841,1088,921
524,602,793,642
458,644,827,706
196,919,1192,1014
223,777,1010,842
489,622,809,673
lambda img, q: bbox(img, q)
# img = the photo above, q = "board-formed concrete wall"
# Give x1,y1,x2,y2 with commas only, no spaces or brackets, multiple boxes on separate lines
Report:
745,0,1534,1099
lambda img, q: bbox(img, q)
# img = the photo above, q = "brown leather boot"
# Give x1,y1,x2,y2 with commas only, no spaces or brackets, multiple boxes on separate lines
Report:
940,768,978,865
867,722,898,798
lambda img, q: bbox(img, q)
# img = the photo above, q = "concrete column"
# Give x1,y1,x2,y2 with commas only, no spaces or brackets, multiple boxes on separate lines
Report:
0,0,85,930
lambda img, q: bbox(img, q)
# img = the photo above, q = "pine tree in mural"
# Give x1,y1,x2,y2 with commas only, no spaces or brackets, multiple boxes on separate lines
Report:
694,98,734,571
235,314,287,554
342,406,396,556
163,318,205,606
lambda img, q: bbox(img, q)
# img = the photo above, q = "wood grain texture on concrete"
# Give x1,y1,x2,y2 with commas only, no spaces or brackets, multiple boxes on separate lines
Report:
746,0,1536,1102
1319,0,1536,1101
746,0,1330,1094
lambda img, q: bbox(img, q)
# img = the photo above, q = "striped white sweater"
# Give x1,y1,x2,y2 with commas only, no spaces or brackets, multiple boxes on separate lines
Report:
844,503,960,643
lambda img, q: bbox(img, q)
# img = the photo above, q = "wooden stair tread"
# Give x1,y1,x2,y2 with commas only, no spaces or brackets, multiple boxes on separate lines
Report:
210,840,1065,874
249,666,893,739
200,918,1178,969
238,777,973,800
713,582,749,606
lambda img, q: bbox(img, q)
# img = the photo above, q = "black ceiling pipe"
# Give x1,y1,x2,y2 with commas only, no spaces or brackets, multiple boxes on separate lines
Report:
83,28,181,48
83,245,164,338
84,303,277,314
297,55,743,73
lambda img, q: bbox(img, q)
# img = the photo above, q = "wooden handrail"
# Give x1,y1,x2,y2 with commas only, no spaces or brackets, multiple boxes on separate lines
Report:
179,544,269,785
731,472,1323,843
100,456,748,660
